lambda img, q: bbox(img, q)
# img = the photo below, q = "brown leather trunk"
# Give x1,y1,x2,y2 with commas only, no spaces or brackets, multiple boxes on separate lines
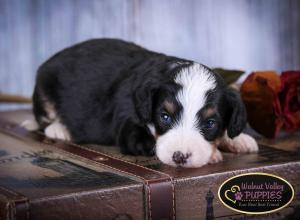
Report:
0,109,300,220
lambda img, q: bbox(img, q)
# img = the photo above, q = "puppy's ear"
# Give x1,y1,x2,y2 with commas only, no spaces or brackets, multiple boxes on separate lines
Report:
225,88,247,138
133,81,159,123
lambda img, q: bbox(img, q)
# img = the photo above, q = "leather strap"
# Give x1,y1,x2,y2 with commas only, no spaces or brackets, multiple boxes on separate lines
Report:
0,118,175,220
0,186,29,220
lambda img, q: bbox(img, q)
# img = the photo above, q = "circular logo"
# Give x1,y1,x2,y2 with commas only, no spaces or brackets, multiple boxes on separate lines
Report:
218,172,294,214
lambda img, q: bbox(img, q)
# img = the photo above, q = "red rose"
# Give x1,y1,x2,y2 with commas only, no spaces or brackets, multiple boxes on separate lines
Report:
279,71,300,131
241,71,300,138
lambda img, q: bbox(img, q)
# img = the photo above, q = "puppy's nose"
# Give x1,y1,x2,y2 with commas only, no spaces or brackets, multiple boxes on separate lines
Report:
172,151,190,165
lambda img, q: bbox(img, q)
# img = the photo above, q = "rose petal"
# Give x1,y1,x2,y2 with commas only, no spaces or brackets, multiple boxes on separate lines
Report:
241,71,283,138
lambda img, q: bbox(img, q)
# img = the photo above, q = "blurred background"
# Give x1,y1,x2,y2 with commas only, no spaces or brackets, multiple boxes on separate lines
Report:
0,0,300,110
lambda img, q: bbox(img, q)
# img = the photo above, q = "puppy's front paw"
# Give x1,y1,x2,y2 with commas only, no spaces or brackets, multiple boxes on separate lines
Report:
44,121,71,141
231,133,259,153
118,122,155,156
209,149,223,164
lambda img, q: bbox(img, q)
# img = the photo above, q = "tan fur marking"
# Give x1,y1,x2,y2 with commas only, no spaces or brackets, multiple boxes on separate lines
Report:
202,107,216,119
164,100,176,115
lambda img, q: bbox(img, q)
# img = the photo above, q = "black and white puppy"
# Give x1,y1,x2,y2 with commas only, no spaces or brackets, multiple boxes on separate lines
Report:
23,39,258,168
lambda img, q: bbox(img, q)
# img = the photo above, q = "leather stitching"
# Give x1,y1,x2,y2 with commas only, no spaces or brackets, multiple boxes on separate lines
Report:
145,182,152,220
0,186,30,220
0,186,20,197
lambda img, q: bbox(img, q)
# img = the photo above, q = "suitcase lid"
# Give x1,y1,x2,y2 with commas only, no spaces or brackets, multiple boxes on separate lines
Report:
0,109,176,220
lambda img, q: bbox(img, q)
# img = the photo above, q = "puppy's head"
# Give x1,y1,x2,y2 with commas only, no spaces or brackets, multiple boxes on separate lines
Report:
134,63,246,167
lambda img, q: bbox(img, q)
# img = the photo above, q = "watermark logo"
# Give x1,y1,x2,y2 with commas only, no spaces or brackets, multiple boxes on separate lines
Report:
218,172,294,214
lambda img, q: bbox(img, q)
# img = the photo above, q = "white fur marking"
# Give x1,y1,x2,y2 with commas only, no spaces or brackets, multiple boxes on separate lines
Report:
156,63,217,167
221,131,259,153
147,123,156,137
209,149,223,164
44,100,57,120
39,90,57,121
175,63,216,129
156,128,213,167
45,120,71,141
21,119,39,131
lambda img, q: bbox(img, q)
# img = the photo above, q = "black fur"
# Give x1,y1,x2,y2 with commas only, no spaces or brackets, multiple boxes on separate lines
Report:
223,88,247,138
196,70,247,141
33,38,246,156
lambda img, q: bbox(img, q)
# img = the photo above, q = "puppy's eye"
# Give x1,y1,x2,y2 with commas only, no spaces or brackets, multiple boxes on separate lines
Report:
160,112,172,124
204,119,216,129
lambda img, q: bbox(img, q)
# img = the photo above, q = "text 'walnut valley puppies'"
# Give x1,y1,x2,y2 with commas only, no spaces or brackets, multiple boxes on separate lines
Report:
22,39,258,168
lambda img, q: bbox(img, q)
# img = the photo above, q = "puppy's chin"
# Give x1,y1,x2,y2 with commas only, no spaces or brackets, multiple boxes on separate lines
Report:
155,129,213,168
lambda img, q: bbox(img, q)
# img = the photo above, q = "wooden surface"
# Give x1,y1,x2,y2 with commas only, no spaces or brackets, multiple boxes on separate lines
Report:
1,0,300,110
0,92,31,103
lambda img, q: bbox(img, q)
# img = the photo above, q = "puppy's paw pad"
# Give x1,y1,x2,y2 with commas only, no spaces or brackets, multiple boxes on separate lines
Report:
209,149,223,164
45,122,71,141
21,119,39,131
232,134,259,153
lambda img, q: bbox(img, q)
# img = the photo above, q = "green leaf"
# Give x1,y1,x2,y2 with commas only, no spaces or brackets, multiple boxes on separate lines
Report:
213,68,245,85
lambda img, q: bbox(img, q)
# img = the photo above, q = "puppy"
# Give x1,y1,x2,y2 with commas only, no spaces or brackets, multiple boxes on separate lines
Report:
23,39,258,168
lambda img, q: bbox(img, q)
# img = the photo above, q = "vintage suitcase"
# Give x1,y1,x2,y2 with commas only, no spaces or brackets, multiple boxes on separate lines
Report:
0,109,300,220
